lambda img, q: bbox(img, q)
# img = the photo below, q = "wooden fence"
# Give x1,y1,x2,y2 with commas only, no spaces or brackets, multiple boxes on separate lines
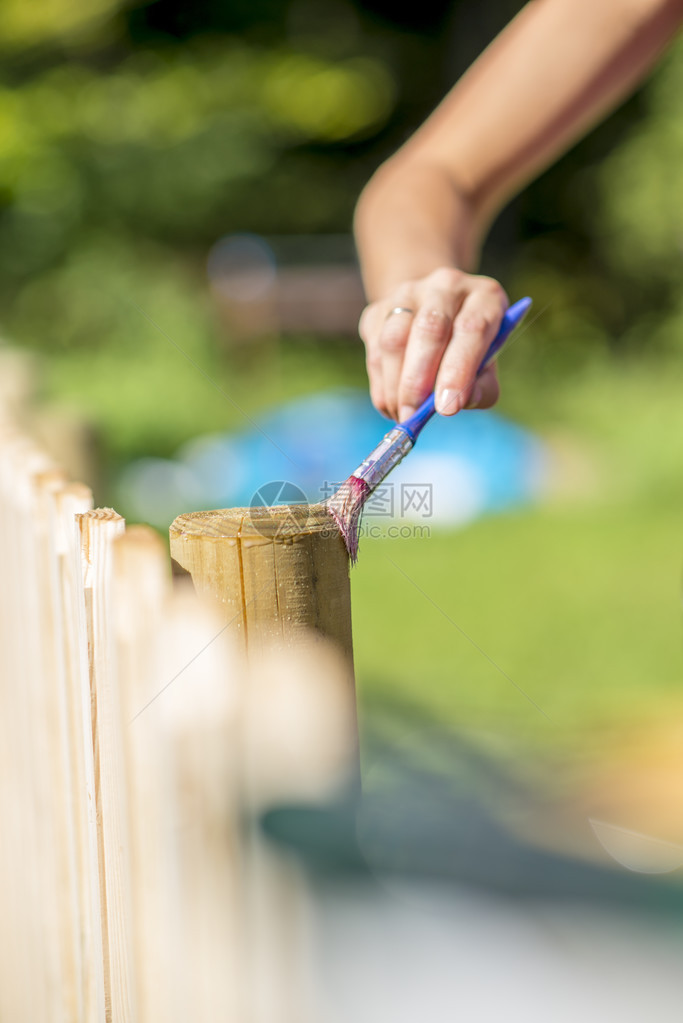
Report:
0,354,356,1022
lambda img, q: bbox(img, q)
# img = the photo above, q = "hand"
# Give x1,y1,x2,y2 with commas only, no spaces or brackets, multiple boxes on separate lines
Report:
358,267,508,422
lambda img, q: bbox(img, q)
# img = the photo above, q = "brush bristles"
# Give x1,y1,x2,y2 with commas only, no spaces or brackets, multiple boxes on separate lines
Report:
325,475,371,564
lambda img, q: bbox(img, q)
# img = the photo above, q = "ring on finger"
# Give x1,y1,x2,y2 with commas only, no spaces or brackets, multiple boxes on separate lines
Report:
386,306,414,319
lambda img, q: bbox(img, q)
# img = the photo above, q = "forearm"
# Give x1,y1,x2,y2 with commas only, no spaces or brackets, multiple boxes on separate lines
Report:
355,0,683,300
354,160,482,300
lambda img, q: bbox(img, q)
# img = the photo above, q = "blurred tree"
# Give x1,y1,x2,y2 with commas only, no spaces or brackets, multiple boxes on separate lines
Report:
595,43,683,355
0,0,398,350
501,34,683,379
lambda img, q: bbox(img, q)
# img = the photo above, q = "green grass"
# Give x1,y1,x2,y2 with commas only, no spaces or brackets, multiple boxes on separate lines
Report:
352,358,683,762
352,500,681,757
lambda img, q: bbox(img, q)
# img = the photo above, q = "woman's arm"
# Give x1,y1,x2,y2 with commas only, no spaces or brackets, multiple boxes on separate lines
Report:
355,0,683,421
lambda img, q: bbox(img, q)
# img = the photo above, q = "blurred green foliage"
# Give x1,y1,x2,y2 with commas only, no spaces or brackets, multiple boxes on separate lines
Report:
0,0,403,471
0,0,394,379
508,38,683,376
0,0,681,466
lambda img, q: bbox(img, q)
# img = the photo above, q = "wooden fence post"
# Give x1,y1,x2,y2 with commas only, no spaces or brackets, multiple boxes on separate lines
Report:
168,502,355,683
169,503,359,1023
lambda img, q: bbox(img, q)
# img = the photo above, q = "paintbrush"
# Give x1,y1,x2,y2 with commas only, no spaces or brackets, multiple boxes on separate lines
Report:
327,296,532,562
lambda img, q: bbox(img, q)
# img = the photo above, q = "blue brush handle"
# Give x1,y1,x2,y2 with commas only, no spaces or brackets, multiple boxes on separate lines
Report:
398,296,532,442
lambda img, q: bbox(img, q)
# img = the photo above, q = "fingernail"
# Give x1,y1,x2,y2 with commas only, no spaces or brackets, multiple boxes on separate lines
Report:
398,405,415,423
465,384,482,409
436,388,457,415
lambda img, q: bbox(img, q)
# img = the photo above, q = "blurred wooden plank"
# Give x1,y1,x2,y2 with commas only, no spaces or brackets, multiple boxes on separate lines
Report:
113,526,177,1023
56,482,105,1023
156,586,247,1023
78,508,131,1023
0,436,64,1022
34,467,83,1022
241,642,358,1023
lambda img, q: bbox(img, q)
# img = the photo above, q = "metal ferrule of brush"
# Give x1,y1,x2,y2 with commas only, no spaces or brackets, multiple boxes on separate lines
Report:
353,426,414,492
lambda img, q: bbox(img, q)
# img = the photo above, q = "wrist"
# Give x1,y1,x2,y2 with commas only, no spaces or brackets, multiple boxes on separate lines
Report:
353,156,486,300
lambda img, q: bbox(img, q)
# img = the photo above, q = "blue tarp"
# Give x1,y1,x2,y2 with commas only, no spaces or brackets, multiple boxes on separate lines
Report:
118,388,546,528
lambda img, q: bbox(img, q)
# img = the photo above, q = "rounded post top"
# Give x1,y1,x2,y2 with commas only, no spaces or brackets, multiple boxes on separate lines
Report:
170,503,343,545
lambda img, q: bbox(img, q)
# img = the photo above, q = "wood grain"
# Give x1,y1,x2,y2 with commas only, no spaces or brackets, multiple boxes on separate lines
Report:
169,503,354,671
78,508,132,1023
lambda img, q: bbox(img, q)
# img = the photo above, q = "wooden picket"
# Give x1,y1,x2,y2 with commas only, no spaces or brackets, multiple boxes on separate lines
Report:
0,357,355,1022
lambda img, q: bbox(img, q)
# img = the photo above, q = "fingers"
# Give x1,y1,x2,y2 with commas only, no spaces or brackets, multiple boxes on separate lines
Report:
434,280,508,416
359,303,389,414
375,301,417,421
358,271,508,421
396,288,464,423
